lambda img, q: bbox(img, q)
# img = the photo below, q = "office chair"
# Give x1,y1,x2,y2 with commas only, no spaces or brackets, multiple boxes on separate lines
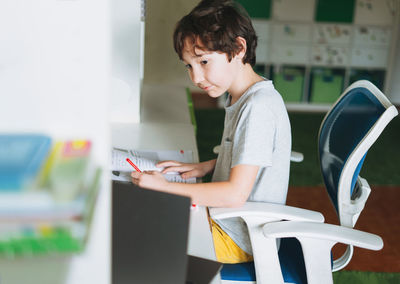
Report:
210,80,398,284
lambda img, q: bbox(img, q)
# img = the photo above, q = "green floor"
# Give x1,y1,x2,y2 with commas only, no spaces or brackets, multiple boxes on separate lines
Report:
194,109,400,283
194,109,400,186
333,271,400,284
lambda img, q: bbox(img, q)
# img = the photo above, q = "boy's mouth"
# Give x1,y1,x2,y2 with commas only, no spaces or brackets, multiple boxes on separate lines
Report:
200,85,212,91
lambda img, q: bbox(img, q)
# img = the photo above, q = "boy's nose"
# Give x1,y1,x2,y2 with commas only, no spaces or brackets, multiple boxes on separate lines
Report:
191,68,204,85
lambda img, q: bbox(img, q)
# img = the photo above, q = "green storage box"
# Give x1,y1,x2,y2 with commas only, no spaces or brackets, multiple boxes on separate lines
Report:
274,68,304,103
311,69,344,104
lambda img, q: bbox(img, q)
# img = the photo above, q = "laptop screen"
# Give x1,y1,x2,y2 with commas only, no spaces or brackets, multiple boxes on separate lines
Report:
112,181,191,284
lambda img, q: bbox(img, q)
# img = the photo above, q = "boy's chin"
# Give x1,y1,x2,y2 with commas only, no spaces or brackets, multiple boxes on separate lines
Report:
207,89,226,98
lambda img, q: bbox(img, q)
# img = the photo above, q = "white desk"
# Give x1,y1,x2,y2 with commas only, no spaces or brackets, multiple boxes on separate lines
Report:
111,84,221,283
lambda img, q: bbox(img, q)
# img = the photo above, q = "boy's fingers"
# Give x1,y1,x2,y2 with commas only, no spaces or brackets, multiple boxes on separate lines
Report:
181,170,198,179
131,171,140,185
156,160,182,167
161,166,180,173
131,171,141,178
161,165,192,174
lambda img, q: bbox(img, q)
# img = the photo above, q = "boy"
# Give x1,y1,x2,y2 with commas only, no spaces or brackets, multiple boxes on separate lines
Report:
131,0,291,264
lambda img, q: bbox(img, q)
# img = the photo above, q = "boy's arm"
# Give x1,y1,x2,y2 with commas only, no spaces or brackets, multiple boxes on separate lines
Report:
131,164,259,207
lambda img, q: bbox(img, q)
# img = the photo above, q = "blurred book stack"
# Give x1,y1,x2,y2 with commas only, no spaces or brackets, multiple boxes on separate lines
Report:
0,134,101,258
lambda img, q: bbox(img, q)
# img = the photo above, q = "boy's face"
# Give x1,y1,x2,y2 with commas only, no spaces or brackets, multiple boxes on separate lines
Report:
181,38,240,98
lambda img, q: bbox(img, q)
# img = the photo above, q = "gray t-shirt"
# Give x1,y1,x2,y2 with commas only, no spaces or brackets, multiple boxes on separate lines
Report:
212,80,291,255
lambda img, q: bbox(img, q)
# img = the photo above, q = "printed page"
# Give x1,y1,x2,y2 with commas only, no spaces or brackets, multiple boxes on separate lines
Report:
111,148,195,184
111,149,160,172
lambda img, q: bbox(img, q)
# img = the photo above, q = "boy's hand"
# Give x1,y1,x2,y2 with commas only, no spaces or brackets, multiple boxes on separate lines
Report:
131,171,169,190
156,160,212,179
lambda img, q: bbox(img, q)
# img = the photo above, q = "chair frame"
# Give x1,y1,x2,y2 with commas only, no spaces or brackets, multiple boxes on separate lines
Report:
320,81,398,271
210,80,398,284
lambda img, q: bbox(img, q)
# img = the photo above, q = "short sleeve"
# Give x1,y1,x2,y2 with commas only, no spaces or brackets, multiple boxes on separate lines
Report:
231,95,276,168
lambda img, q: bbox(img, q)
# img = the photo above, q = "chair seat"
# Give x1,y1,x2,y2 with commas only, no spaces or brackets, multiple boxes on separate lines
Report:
220,238,307,284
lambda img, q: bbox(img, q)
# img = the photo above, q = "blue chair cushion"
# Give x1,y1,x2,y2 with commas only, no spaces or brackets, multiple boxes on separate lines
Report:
220,261,256,282
220,238,307,284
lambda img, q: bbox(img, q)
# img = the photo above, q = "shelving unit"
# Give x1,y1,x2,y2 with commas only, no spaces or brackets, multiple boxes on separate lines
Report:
0,0,111,283
237,0,400,110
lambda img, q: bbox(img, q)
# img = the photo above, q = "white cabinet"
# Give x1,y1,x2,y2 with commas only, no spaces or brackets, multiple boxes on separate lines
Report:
249,0,400,108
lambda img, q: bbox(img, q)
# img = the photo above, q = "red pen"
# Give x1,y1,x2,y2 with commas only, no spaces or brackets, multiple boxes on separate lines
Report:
126,158,142,172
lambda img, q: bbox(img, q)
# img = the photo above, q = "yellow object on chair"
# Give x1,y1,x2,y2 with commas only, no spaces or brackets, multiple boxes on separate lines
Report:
211,219,253,264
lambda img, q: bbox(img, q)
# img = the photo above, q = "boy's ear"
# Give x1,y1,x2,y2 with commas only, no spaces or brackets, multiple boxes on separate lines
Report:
235,36,247,60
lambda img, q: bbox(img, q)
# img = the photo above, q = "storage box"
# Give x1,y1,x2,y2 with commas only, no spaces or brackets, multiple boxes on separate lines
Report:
310,68,344,103
273,67,305,103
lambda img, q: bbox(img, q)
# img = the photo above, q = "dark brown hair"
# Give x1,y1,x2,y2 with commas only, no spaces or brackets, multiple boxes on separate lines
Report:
173,0,257,66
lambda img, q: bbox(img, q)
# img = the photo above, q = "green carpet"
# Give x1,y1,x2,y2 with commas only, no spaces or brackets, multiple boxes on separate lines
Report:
194,109,400,186
333,271,400,284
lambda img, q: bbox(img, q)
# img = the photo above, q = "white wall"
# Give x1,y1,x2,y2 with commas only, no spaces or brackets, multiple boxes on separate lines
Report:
0,0,110,165
110,0,143,123
388,9,400,104
143,0,198,88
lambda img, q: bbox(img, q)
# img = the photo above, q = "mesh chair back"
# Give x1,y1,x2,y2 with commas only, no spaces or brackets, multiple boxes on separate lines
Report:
318,82,388,214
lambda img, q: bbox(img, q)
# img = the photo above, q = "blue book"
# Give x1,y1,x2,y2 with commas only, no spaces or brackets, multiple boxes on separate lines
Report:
0,134,52,191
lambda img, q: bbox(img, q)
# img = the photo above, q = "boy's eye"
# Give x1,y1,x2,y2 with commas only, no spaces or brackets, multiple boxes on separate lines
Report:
185,64,192,69
200,60,208,65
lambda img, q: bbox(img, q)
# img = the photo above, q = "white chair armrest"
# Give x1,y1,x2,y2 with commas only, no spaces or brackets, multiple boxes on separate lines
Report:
263,221,383,250
290,151,304,162
209,202,324,223
209,204,322,284
263,221,383,284
213,145,221,154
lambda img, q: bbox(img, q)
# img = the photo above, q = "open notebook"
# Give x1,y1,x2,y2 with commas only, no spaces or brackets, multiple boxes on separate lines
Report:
111,148,196,184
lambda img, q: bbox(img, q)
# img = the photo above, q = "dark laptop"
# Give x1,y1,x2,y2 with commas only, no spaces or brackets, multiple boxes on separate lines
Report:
112,181,221,284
